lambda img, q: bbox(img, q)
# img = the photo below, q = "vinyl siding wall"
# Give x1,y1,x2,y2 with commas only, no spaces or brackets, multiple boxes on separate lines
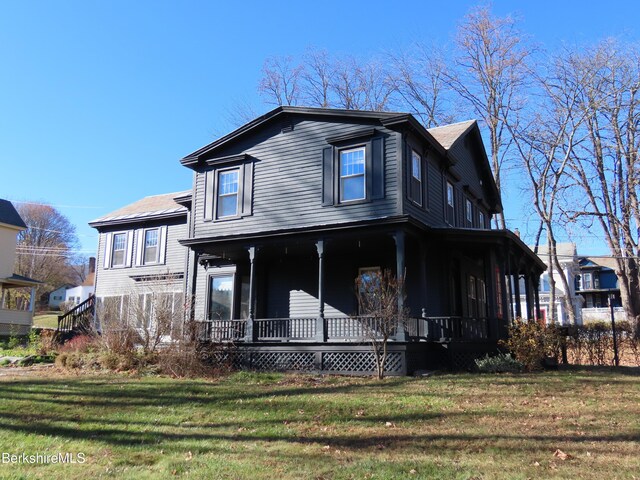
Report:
94,217,187,298
192,116,400,239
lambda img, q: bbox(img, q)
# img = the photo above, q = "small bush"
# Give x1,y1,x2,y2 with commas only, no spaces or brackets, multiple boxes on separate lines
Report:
501,318,562,371
58,334,97,354
475,353,523,373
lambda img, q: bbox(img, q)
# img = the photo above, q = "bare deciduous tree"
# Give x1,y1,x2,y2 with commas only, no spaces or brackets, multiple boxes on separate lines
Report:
561,40,640,325
355,269,407,379
258,55,304,106
447,6,532,229
508,50,589,324
387,44,453,128
14,203,82,301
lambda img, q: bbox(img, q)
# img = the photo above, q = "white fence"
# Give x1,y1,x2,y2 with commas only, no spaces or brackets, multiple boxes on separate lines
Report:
581,307,626,324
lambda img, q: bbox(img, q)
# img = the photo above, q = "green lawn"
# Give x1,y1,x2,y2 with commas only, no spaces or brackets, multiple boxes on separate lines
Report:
0,368,638,479
32,313,59,329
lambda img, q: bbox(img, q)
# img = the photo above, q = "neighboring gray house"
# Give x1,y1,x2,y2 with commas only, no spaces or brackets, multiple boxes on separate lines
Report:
48,284,71,309
0,199,40,335
89,107,545,374
89,192,189,333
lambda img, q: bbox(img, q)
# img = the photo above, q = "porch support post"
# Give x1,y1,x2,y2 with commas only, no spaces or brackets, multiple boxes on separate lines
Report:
533,271,542,322
524,271,534,321
29,287,36,313
0,287,5,309
393,230,408,342
315,240,327,342
245,246,257,342
524,270,536,320
513,269,522,319
485,250,498,340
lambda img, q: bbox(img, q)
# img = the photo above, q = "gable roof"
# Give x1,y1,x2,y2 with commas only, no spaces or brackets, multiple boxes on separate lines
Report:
181,106,409,166
180,106,502,213
0,199,27,230
427,120,476,150
533,242,577,258
89,191,190,228
579,256,618,271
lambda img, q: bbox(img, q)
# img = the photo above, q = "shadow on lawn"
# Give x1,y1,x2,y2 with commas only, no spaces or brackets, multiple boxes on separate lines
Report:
0,373,638,456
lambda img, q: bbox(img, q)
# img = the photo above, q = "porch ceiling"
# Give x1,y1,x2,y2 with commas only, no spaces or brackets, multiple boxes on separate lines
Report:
0,274,41,289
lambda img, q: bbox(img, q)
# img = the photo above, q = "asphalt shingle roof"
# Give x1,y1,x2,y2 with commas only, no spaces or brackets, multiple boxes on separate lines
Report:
0,199,27,229
89,191,190,225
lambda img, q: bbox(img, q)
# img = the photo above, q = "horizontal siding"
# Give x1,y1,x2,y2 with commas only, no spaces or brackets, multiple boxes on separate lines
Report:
404,148,447,227
94,219,187,298
193,117,399,239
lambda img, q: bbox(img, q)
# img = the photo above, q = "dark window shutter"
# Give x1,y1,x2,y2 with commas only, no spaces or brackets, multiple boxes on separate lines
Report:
322,146,334,206
204,171,214,221
371,137,384,199
242,162,253,215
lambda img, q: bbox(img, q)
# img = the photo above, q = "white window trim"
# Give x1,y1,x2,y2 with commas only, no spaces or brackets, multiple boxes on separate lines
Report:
465,198,473,223
206,268,237,321
106,231,133,269
339,146,367,203
447,182,455,207
215,167,241,219
410,149,423,207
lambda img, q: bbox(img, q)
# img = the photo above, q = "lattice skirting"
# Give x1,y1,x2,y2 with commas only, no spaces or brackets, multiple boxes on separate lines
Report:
322,351,403,374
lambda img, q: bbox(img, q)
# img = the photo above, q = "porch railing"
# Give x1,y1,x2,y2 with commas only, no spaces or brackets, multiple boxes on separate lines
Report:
57,296,95,333
200,316,489,343
408,316,489,341
255,317,316,341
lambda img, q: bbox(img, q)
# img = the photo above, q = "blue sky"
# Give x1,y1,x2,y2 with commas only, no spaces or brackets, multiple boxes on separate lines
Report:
1,1,638,257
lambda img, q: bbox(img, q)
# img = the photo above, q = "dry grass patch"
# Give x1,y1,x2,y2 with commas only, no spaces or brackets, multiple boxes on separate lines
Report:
0,367,637,479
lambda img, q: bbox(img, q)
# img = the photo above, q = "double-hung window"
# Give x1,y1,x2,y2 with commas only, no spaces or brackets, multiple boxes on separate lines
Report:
340,147,366,202
217,169,240,218
111,233,127,267
143,228,159,264
446,181,455,225
409,150,423,206
465,198,473,226
478,211,486,229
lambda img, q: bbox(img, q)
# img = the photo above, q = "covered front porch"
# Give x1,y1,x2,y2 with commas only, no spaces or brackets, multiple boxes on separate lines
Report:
0,274,40,335
182,220,544,373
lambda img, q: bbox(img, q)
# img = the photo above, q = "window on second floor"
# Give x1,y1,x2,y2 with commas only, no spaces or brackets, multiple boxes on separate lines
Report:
583,272,592,289
322,133,385,207
445,181,455,225
203,154,254,222
111,232,127,267
217,169,240,218
339,147,366,202
478,210,486,229
465,198,473,226
409,150,423,206
143,228,159,264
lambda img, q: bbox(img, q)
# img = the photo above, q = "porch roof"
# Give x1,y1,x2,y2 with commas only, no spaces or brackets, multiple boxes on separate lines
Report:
0,273,41,289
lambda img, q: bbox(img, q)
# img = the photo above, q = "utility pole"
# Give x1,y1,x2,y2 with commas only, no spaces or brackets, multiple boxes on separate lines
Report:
609,292,619,367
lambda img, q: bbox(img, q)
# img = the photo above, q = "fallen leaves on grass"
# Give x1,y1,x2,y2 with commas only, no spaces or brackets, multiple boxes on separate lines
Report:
553,449,572,460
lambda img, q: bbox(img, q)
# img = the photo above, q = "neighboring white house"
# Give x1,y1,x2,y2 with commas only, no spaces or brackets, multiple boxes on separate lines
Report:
0,199,40,335
65,285,94,306
519,242,583,325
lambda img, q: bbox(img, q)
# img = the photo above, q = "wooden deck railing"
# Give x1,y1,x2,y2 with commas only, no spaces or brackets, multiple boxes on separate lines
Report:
57,296,95,333
407,316,489,341
201,316,490,343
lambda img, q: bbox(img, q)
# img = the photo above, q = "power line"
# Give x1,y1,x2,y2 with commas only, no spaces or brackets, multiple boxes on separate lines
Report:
8,199,104,210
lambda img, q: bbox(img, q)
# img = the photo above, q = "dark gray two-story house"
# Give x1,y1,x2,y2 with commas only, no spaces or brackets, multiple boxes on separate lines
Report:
88,106,544,374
